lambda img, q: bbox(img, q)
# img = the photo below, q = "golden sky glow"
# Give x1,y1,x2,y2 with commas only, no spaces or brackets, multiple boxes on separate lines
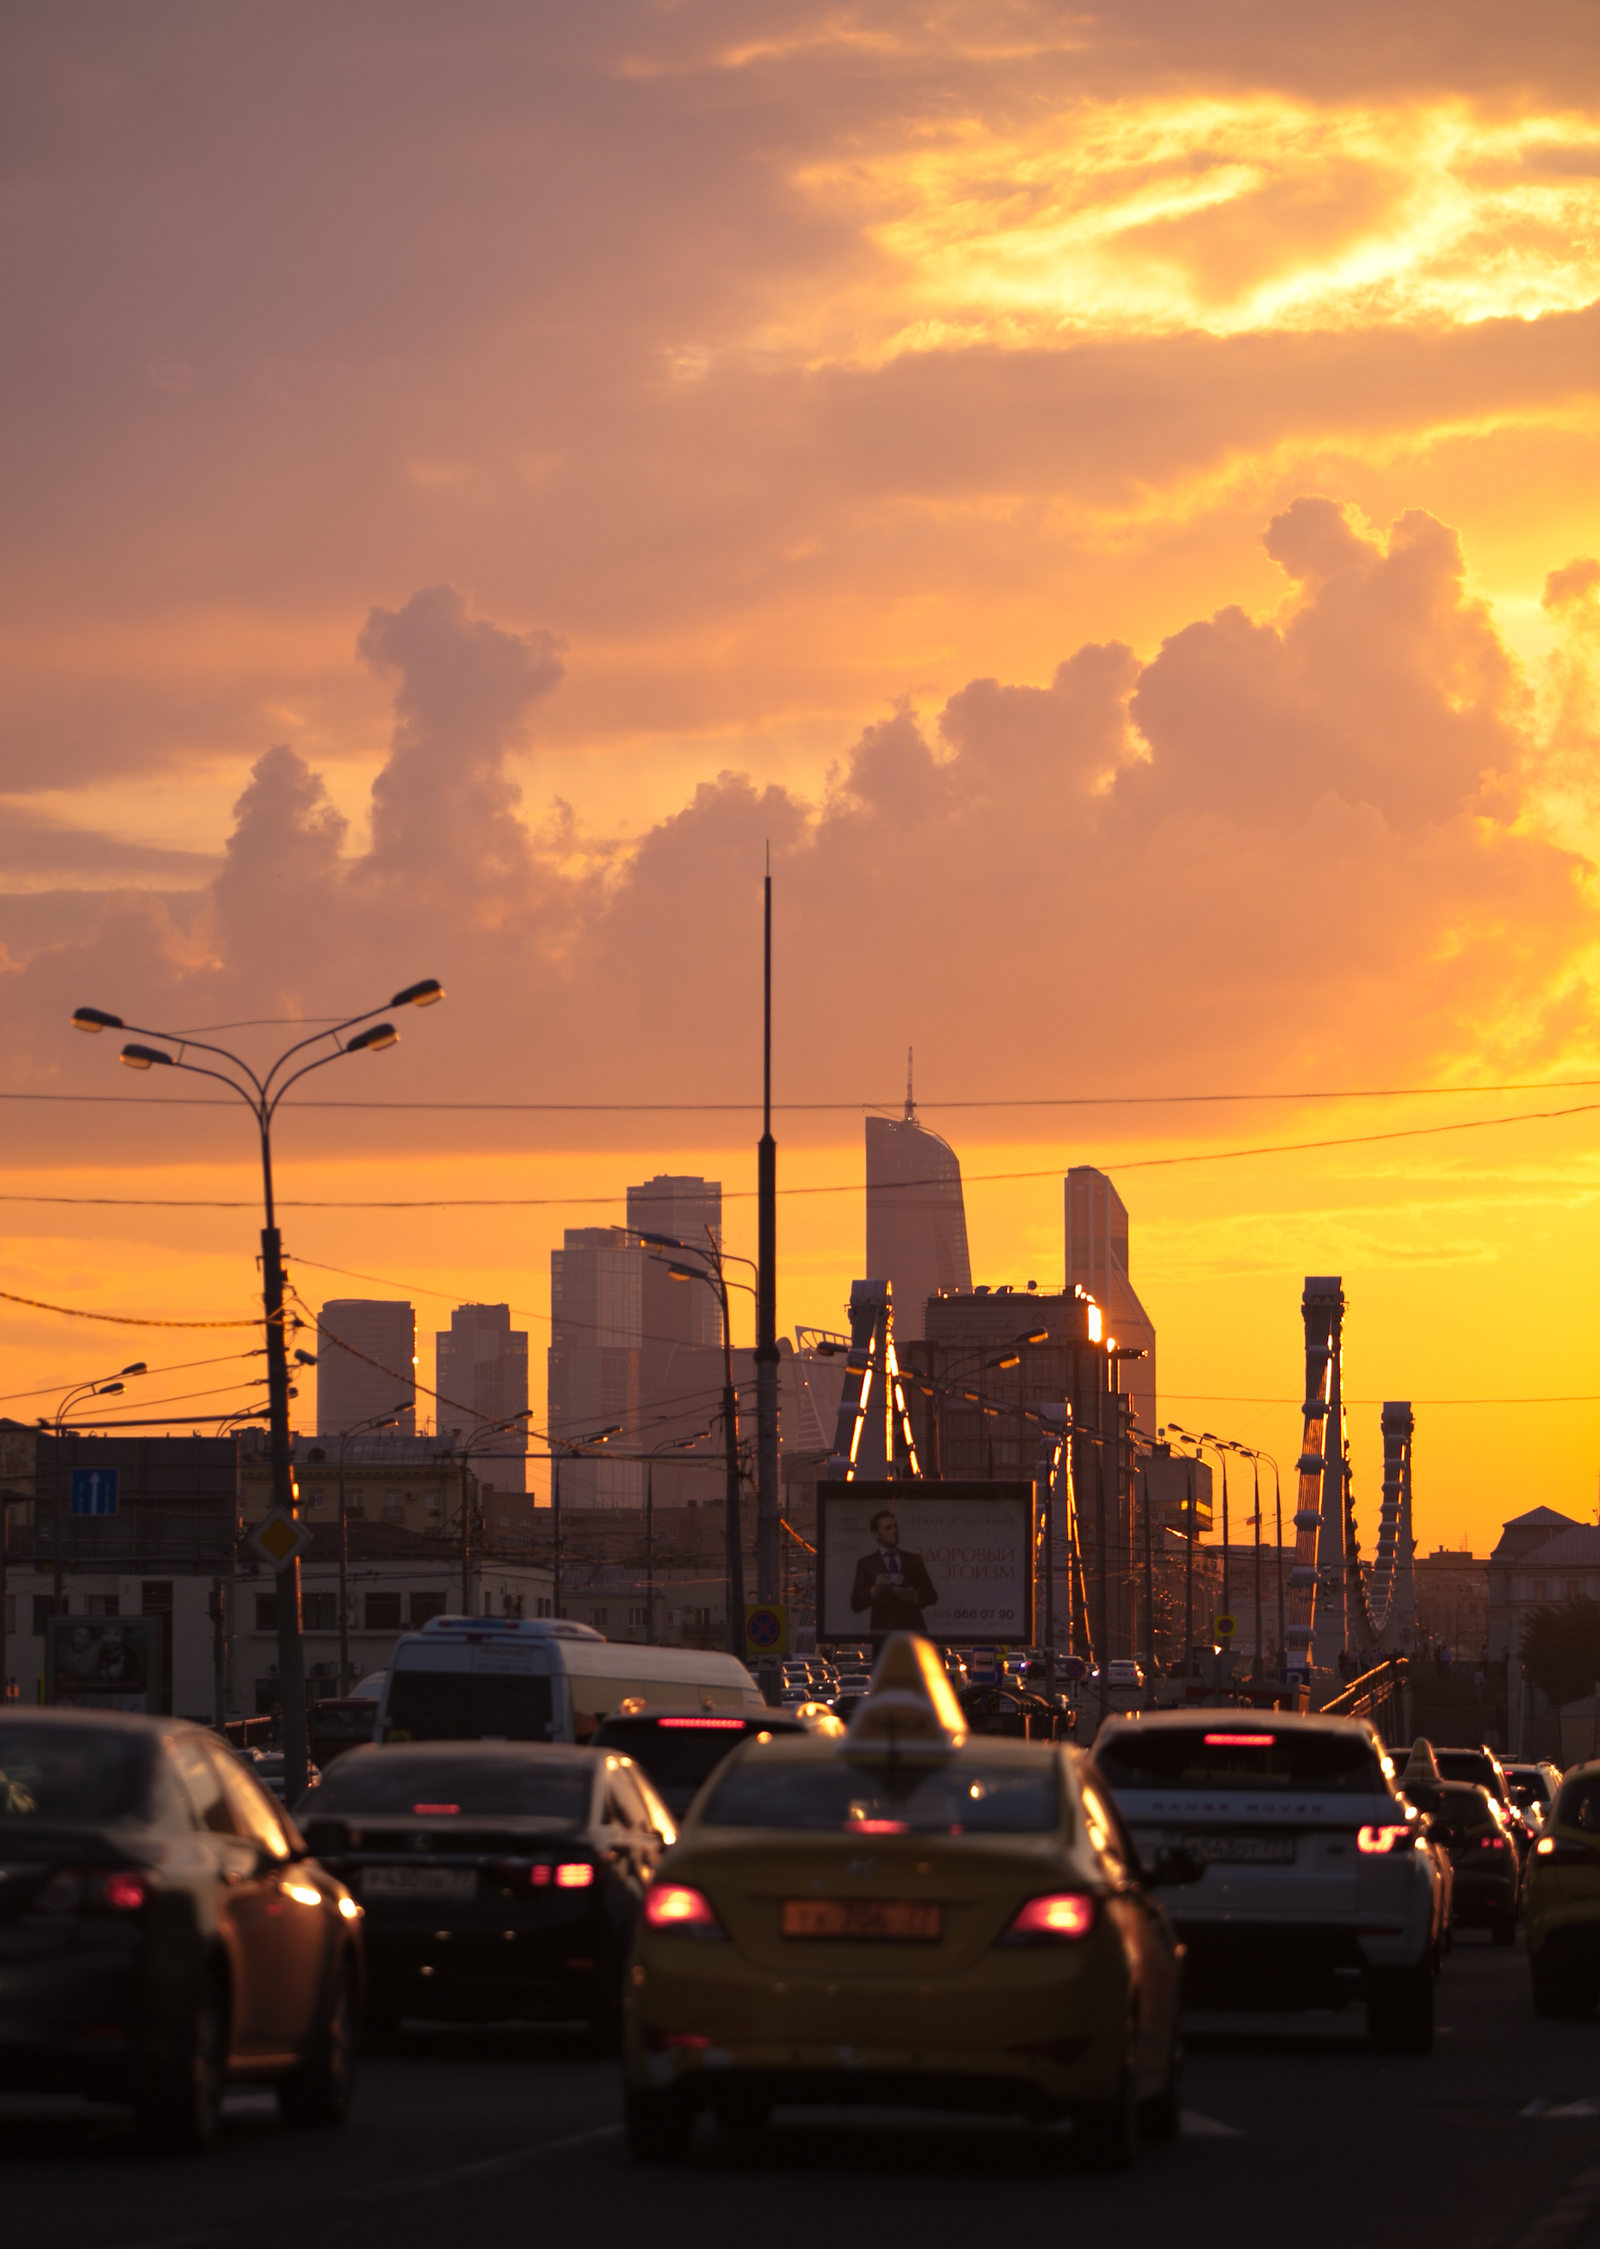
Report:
1,3,1598,1571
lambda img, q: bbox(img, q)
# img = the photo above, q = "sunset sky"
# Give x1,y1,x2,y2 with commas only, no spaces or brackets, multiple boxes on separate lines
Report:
3,1,1598,1559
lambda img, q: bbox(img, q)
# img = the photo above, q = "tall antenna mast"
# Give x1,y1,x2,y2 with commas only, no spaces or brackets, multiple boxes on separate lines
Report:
755,847,780,1671
905,1045,915,1122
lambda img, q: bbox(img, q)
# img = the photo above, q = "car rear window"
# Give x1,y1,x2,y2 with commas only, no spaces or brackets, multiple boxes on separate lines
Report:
1555,1774,1600,1833
384,1668,553,1743
1096,1725,1387,1794
1435,1787,1497,1834
590,1715,799,1790
1435,1752,1500,1791
700,1757,1059,1833
314,1752,593,1819
0,1723,148,1821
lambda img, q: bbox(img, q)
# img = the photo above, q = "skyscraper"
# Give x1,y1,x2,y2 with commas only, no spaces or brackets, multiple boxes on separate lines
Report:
1064,1167,1156,1436
316,1300,417,1436
548,1227,645,1509
865,1071,972,1343
436,1303,530,1492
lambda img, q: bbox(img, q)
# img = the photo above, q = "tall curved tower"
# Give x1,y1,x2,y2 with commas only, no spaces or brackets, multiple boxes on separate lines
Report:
864,1060,972,1343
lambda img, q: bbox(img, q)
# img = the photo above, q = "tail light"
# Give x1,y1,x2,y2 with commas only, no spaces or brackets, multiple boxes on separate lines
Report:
1535,1836,1599,1866
1357,1824,1413,1854
644,1883,723,1936
996,1893,1097,1946
36,1868,150,1914
555,1862,594,1889
1476,1836,1508,1852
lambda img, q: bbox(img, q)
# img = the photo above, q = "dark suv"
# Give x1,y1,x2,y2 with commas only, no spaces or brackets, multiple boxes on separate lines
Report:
0,1709,362,2151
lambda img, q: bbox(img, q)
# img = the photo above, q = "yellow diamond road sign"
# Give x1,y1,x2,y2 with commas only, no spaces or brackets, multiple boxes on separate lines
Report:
246,1508,314,1571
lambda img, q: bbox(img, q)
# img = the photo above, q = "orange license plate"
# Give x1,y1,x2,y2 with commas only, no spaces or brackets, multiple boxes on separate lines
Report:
781,1898,941,1941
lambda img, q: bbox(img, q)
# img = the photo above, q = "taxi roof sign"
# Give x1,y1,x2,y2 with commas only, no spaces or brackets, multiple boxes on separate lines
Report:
844,1633,967,1756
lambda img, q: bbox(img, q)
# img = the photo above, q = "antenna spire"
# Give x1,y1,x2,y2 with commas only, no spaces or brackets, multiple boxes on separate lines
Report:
905,1045,915,1123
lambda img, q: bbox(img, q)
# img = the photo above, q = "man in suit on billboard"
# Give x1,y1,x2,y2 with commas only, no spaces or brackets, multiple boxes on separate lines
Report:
850,1508,938,1633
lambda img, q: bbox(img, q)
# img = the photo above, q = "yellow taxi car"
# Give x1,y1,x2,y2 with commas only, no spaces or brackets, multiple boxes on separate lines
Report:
1526,1756,1600,2017
623,1634,1194,2168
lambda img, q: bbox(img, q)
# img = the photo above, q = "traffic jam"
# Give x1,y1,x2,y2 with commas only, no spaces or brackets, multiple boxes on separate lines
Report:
4,1611,1593,2169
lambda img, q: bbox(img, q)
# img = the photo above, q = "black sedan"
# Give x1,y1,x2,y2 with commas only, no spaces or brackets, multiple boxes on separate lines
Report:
590,1708,806,1819
1433,1780,1522,1942
296,1741,674,2046
0,1709,363,2152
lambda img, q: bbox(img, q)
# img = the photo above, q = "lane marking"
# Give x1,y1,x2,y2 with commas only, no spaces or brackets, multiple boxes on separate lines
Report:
1504,2164,1600,2249
340,2123,622,2202
1180,2110,1245,2138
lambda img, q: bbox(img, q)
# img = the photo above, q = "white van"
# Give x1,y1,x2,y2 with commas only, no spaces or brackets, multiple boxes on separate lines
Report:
372,1615,766,1746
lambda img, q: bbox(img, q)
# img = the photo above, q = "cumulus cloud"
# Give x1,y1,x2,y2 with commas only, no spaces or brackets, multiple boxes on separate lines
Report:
5,501,1591,1168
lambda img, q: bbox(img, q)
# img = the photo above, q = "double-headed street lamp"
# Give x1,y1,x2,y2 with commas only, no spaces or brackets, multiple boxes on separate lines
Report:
335,1406,410,1689
70,977,443,1800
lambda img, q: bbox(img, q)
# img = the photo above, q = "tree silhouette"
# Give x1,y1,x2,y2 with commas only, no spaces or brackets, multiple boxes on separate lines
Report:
1520,1597,1600,1709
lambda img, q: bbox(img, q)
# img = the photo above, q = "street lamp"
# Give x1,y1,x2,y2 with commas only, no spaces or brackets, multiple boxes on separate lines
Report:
454,1410,534,1616
642,1429,711,1646
41,1364,149,1613
334,1407,410,1688
549,1426,623,1620
70,977,443,1800
636,1230,755,1661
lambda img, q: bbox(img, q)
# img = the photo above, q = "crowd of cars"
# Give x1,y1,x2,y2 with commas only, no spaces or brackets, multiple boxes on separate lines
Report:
8,1621,1600,2170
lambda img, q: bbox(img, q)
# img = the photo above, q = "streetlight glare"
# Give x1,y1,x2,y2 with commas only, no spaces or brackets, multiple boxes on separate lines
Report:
71,1006,124,1033
120,1043,174,1069
390,978,444,1008
346,1022,399,1053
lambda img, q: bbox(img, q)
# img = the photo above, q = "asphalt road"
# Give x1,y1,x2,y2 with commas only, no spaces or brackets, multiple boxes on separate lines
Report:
9,1932,1600,2249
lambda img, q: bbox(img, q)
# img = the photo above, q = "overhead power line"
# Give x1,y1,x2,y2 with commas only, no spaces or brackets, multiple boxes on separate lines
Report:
4,1091,1600,1210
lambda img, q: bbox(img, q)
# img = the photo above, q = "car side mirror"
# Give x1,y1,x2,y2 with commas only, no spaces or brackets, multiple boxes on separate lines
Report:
1148,1843,1206,1886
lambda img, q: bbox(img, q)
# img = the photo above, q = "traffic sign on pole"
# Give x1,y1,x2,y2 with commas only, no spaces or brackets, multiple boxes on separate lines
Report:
1214,1613,1237,1639
969,1643,999,1685
244,1508,315,1572
744,1603,787,1658
69,1467,119,1517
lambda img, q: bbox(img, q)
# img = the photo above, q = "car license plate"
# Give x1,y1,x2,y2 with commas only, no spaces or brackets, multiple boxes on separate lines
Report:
362,1866,478,1898
1188,1835,1295,1864
781,1899,941,1941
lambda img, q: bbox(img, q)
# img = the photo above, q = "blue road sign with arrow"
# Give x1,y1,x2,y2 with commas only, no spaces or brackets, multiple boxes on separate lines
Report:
70,1467,119,1517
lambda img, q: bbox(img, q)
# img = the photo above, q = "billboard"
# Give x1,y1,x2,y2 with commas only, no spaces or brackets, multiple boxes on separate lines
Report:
816,1481,1033,1647
46,1615,164,1712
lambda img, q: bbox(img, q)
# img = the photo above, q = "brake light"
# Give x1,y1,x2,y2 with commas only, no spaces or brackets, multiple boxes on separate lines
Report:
998,1892,1097,1944
1535,1836,1599,1865
844,1819,909,1835
36,1867,150,1914
413,1804,459,1815
1357,1825,1411,1854
644,1883,721,1931
1204,1733,1275,1748
555,1862,595,1889
657,1718,745,1730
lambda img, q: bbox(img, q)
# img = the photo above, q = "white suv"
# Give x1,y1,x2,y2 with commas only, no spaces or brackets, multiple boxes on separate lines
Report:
1093,1709,1441,2053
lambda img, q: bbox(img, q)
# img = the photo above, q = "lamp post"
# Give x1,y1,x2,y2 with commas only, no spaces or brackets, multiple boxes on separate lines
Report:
70,977,443,1800
641,1430,711,1646
42,1364,148,1614
456,1411,534,1616
636,1231,755,1660
336,1407,409,1688
549,1426,622,1619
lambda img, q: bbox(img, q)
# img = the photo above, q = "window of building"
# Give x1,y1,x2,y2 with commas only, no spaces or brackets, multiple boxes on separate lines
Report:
535,1597,552,1618
85,1594,120,1618
383,1490,404,1523
305,1487,325,1511
590,1607,609,1628
32,1594,64,1635
303,1592,337,1632
365,1592,402,1630
255,1593,279,1632
409,1590,446,1627
346,1489,366,1519
627,1608,648,1632
1534,1581,1548,1602
425,1490,441,1517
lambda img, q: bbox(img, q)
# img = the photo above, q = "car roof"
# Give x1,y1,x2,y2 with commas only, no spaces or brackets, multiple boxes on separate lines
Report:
1094,1708,1377,1738
0,1707,202,1742
333,1739,605,1763
696,1730,1065,1772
